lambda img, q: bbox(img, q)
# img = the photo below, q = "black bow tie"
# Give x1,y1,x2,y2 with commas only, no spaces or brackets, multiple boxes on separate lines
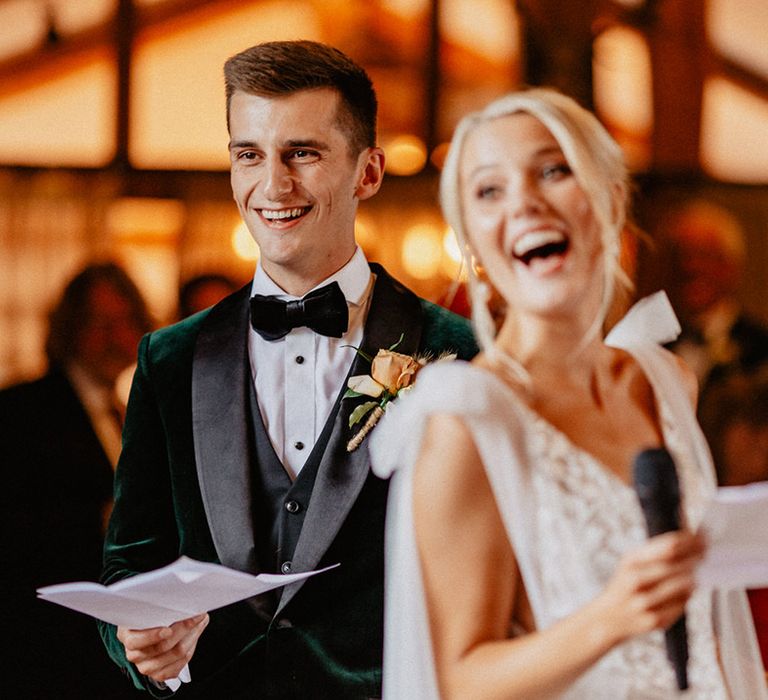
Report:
249,281,349,341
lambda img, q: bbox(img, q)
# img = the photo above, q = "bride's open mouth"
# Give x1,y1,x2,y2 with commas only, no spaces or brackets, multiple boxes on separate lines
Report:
511,230,569,265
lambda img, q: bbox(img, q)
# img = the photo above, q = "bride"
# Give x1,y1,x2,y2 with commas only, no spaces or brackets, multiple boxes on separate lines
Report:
370,88,766,698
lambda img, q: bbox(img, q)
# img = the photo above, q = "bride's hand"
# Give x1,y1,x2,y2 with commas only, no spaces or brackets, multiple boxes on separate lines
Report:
593,530,705,645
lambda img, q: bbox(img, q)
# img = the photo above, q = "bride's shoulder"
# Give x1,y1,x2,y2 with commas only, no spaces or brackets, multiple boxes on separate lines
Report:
401,357,517,416
370,358,517,478
614,343,698,410
420,353,513,388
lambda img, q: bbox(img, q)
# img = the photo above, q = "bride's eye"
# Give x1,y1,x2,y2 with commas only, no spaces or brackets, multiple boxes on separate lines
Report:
541,163,571,181
476,184,501,200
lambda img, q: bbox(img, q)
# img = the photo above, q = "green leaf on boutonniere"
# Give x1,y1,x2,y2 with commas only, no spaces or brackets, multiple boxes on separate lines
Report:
341,343,373,363
388,333,404,352
343,388,364,399
349,401,378,428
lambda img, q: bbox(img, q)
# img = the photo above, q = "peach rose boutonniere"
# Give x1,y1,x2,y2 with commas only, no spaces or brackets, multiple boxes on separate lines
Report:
344,335,456,452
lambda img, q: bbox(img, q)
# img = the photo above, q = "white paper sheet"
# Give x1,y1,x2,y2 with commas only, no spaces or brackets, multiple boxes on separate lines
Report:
696,481,768,589
37,557,339,628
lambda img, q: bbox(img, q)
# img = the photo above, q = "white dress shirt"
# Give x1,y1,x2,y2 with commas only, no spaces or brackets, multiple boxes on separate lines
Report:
248,247,373,479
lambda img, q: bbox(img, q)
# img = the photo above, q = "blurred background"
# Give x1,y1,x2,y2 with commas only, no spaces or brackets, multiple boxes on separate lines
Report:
0,0,767,387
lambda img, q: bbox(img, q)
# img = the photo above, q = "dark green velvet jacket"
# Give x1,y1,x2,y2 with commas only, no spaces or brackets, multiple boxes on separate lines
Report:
99,264,477,699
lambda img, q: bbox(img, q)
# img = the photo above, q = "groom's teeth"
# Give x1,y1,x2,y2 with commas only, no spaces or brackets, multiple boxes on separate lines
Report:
262,207,309,220
513,230,565,257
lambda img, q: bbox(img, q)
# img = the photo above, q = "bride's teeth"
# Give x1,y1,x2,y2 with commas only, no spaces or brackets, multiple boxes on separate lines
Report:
513,231,565,257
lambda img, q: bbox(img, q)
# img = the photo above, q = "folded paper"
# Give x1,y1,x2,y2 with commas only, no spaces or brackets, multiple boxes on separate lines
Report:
697,481,768,589
37,556,339,629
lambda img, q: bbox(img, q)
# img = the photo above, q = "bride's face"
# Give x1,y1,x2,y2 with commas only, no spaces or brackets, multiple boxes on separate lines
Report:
459,112,603,321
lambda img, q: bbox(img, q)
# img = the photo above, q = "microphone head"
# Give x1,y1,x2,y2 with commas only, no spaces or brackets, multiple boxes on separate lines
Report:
632,447,680,507
633,447,682,537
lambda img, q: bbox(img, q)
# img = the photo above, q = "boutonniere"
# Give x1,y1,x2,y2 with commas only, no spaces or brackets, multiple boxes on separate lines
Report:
344,334,456,452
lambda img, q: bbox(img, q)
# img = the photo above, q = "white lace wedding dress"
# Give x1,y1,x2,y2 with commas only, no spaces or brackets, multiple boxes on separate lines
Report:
370,293,766,699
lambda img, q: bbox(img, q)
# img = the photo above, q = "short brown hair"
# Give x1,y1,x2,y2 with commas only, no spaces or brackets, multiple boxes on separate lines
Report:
224,40,377,154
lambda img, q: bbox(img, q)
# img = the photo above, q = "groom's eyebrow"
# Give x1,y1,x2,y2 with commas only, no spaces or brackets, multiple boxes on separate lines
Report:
228,138,331,152
285,139,329,150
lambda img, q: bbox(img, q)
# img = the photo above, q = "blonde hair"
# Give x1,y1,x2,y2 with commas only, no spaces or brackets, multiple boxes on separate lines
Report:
440,88,632,362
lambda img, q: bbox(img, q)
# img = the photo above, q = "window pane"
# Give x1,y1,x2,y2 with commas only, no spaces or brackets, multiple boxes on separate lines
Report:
0,53,116,167
708,0,768,77
593,25,653,171
701,77,768,182
438,0,520,143
344,0,430,143
129,1,324,170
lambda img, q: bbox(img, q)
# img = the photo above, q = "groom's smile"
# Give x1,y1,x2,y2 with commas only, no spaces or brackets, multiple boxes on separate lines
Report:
258,206,314,226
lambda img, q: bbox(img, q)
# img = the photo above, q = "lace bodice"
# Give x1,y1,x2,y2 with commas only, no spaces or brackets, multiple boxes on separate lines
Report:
522,397,727,698
371,293,766,700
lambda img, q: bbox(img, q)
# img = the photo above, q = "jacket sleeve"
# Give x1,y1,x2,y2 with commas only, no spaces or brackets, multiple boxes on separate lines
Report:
419,300,478,361
98,332,180,696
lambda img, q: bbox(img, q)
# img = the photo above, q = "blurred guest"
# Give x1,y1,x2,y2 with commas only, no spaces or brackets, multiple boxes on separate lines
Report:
0,261,152,698
699,367,768,487
664,200,768,399
178,272,241,319
699,367,768,672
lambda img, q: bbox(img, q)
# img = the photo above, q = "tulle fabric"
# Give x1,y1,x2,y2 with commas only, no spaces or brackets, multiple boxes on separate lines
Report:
371,292,767,699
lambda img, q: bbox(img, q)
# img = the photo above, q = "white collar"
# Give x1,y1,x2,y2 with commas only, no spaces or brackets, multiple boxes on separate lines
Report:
251,246,371,307
65,361,112,412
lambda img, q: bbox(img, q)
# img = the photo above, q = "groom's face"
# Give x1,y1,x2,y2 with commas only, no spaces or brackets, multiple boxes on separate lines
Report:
228,87,383,294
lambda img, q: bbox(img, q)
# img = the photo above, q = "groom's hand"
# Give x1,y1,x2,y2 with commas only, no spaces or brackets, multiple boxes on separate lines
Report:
118,613,209,683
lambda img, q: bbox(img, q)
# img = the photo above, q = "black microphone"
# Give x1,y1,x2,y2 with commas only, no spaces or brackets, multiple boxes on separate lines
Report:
632,447,689,692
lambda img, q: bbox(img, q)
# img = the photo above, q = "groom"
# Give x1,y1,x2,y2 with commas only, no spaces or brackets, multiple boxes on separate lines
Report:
99,40,476,699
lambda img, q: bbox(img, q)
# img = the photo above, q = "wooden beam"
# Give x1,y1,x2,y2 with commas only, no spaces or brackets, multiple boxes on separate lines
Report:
114,0,135,170
646,0,706,173
0,0,254,87
516,0,612,109
425,0,440,152
713,54,768,101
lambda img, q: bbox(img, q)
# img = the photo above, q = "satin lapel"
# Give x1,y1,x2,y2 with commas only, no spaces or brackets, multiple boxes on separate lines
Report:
277,264,423,612
192,286,259,573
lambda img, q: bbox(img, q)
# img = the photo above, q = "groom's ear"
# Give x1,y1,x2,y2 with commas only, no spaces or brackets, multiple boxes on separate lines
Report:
354,148,385,201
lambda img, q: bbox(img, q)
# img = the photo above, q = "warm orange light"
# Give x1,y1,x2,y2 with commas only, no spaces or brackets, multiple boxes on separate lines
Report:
384,134,428,176
430,142,451,170
593,25,653,135
708,0,768,79
107,197,185,240
130,2,323,169
440,0,519,63
401,224,442,279
0,57,116,167
592,25,653,170
231,220,260,261
701,77,768,182
354,212,377,249
441,227,465,279
381,0,429,19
